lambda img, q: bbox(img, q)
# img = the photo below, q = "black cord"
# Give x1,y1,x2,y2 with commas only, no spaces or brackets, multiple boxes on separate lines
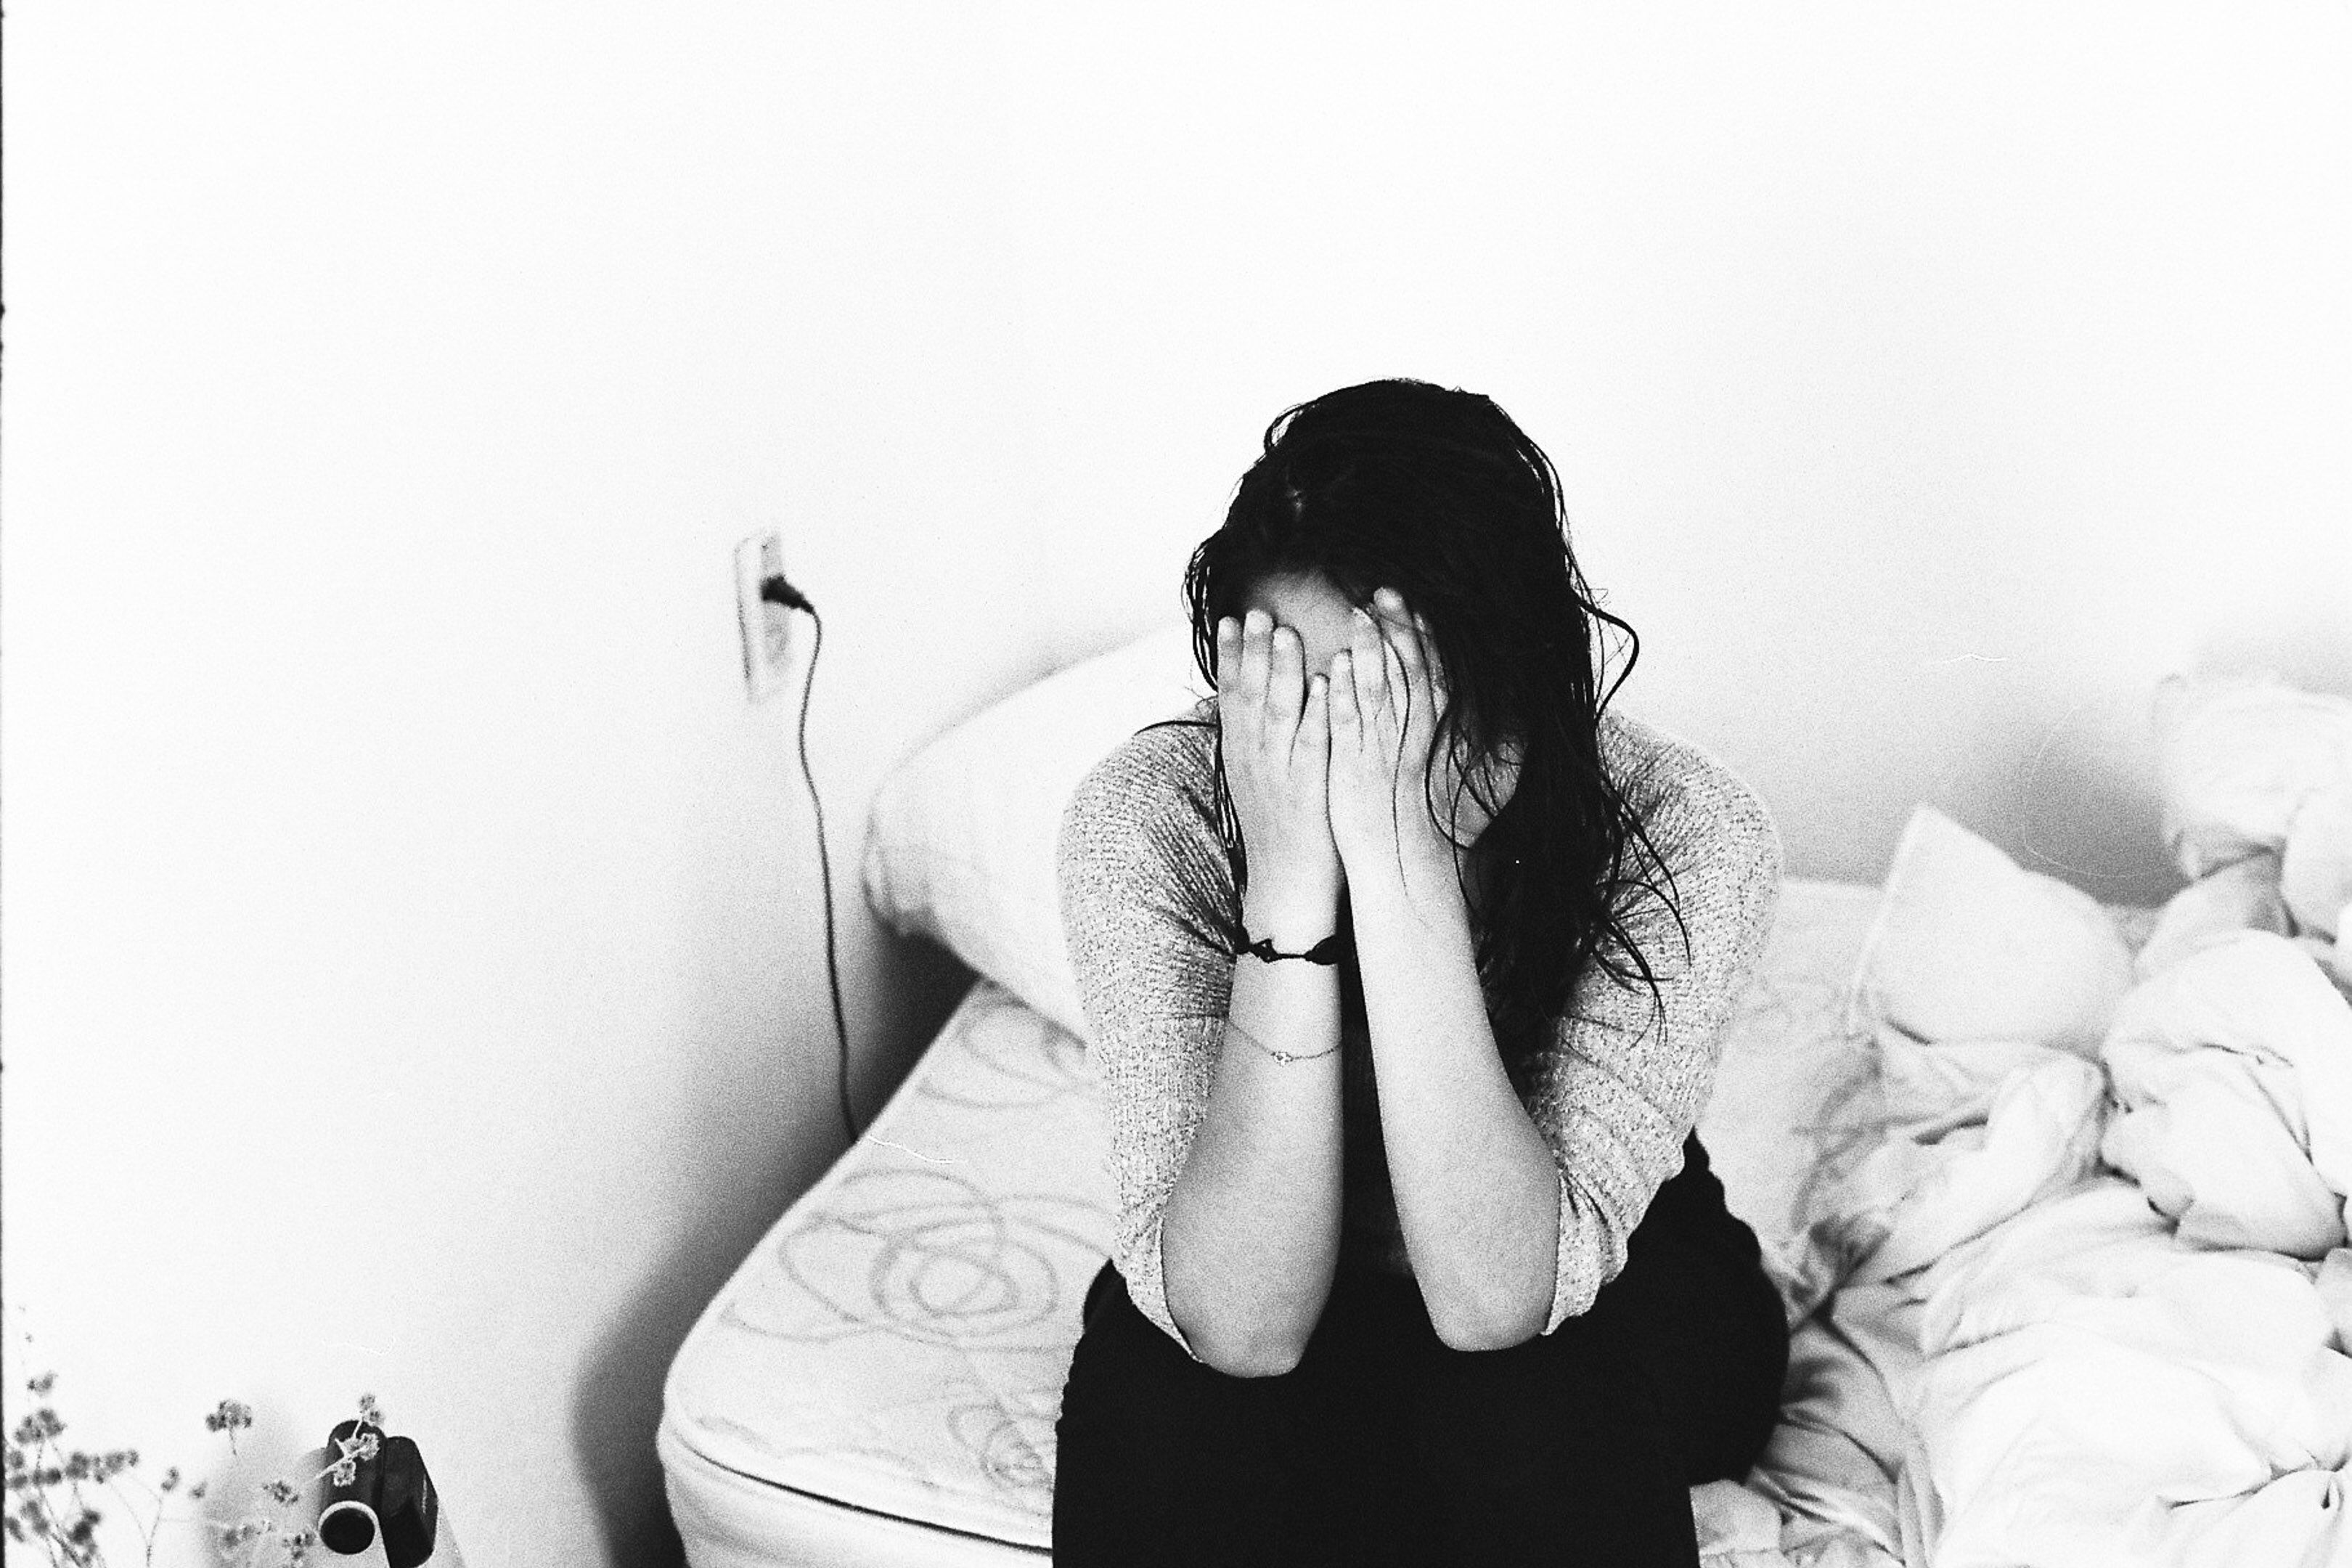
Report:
763,576,858,1143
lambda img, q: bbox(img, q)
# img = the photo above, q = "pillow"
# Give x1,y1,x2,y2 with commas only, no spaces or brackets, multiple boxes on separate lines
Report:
2282,782,2352,942
2154,675,2352,882
1731,810,2139,1315
862,625,1209,1040
2145,673,2352,984
1696,880,1887,1323
1846,805,2136,1055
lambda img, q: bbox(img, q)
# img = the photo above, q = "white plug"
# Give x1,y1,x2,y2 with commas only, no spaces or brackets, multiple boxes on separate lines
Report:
735,532,795,701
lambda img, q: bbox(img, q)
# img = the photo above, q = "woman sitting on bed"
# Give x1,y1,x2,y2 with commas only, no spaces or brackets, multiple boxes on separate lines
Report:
1053,378,1788,1568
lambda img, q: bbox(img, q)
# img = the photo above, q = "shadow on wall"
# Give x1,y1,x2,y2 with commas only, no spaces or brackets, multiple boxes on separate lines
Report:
568,926,976,1566
1927,603,2352,909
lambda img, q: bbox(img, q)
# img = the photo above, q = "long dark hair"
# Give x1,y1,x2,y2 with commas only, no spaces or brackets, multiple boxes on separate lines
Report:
1180,377,1685,1069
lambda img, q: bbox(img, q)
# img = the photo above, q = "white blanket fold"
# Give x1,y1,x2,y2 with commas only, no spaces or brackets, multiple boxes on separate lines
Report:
1760,678,2352,1567
1808,695,2352,1567
2101,931,2352,1257
1908,1181,2352,1568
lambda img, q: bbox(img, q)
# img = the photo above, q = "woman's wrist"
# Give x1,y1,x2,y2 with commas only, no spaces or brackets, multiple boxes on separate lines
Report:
1336,833,1468,928
1241,862,1342,947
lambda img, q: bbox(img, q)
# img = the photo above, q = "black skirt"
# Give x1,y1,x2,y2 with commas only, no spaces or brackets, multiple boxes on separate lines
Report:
1053,1131,1788,1568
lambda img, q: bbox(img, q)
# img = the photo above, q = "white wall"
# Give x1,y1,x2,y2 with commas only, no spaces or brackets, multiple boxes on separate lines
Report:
1000,1,2352,899
4,6,1042,1563
4,4,2346,1566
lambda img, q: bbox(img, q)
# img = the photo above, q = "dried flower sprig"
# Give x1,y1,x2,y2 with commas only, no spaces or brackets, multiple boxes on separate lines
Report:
201,1403,253,1455
4,1372,140,1567
326,1427,380,1491
2,1371,385,1568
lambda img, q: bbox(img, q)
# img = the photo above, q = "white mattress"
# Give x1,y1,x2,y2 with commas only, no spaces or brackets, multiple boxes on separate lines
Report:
660,880,1887,1568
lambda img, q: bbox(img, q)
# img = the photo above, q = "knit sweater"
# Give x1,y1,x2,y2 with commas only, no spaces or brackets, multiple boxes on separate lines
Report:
1057,704,1782,1357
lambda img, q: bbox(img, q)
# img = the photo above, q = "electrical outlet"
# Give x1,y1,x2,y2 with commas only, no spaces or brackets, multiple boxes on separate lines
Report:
735,533,793,700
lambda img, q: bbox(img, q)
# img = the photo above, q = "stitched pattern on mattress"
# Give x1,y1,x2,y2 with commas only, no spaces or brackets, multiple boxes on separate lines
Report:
666,984,1116,1548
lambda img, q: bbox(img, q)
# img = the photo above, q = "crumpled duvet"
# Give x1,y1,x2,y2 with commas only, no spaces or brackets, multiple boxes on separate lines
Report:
1821,992,2352,1566
2103,931,2352,1257
1911,1182,2351,1567
2156,676,2352,976
1779,675,2352,1568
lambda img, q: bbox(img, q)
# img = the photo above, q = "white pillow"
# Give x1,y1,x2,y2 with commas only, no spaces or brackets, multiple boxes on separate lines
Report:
1847,805,2136,1055
861,625,1209,1040
2282,783,2352,942
2154,675,2352,882
1695,880,1886,1323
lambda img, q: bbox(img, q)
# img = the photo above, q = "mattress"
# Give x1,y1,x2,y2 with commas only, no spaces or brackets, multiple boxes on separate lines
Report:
660,878,1887,1568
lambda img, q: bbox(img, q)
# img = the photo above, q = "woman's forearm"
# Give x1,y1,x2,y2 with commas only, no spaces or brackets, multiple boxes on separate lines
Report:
1347,851,1561,1351
1160,877,1346,1376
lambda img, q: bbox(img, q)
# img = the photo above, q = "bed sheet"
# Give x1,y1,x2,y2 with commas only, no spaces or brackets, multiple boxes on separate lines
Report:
660,878,1893,1567
1831,927,2352,1568
1773,784,2352,1568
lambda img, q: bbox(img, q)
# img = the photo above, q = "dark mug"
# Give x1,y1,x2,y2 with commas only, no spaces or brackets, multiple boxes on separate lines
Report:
375,1435,440,1568
317,1419,385,1556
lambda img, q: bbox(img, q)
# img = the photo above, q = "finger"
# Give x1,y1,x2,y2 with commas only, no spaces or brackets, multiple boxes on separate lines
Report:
1369,586,1412,632
1214,617,1246,747
1348,607,1389,719
1326,650,1360,739
1368,586,1416,644
1265,624,1307,727
1373,587,1435,709
1237,608,1273,706
1372,589,1426,677
1295,671,1331,764
1397,603,1450,711
1380,634,1413,740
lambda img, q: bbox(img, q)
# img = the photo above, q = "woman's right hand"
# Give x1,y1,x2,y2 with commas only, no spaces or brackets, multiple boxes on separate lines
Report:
1217,611,1341,912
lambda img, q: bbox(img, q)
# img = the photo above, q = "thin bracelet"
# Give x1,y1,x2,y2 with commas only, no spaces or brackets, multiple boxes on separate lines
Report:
1252,1037,1339,1065
1230,933,1343,1063
1233,932,1347,965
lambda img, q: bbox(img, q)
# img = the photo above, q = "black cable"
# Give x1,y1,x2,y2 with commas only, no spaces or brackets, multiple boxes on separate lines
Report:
761,576,858,1143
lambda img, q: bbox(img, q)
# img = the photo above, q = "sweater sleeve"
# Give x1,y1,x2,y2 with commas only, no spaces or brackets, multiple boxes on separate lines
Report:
1057,720,1236,1357
1527,718,1784,1332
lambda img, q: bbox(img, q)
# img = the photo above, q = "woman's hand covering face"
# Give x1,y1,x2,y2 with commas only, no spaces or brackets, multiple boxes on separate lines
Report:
1326,588,1519,870
1214,609,1341,898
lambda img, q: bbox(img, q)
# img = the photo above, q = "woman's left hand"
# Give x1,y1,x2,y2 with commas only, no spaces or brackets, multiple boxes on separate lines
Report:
1326,588,1511,880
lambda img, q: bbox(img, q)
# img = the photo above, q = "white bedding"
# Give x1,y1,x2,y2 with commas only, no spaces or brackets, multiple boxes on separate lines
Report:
1785,675,2352,1568
660,878,1899,1567
1848,928,2352,1567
